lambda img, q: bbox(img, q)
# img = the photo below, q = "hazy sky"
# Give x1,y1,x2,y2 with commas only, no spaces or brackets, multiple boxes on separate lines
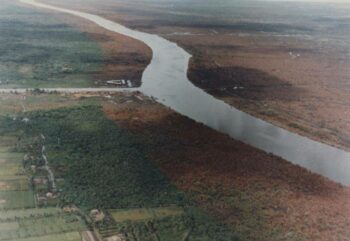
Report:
264,0,350,2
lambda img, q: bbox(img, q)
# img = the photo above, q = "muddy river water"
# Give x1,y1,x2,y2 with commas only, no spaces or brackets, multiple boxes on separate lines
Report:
21,0,350,186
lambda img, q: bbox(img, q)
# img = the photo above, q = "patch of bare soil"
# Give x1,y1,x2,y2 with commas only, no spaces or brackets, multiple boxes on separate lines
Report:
103,95,350,241
0,182,9,191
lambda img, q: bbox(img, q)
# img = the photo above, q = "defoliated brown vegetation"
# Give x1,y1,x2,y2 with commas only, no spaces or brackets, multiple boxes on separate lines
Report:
104,95,350,241
41,0,350,150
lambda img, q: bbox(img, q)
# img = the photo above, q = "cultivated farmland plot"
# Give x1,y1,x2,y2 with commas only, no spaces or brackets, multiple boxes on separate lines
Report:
0,179,29,191
109,207,184,222
0,164,25,180
0,207,61,221
0,212,85,240
0,141,34,210
93,207,188,240
0,191,35,210
0,95,240,240
7,231,82,241
0,152,24,164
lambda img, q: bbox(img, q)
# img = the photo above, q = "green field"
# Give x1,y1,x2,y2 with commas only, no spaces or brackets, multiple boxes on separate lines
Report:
0,93,103,117
98,207,187,241
11,232,82,241
0,152,24,163
0,214,85,240
109,206,184,222
0,143,33,209
0,163,25,180
0,207,61,221
0,222,19,231
0,136,18,149
0,0,105,88
0,190,35,209
0,179,29,191
0,98,240,241
0,130,85,240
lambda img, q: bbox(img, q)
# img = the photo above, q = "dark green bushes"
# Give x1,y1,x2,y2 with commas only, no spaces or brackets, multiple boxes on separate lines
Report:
0,105,240,240
17,105,185,209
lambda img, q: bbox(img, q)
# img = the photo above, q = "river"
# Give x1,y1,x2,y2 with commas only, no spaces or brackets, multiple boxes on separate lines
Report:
20,0,350,186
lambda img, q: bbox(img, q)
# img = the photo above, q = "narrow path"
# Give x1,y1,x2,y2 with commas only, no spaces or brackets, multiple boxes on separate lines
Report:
21,95,26,112
40,134,57,192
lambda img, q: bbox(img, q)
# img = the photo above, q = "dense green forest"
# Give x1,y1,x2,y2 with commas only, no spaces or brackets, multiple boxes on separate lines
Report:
0,105,240,241
11,105,184,209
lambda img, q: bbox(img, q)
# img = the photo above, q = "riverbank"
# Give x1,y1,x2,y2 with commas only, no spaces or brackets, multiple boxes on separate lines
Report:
5,0,151,88
103,92,350,241
48,6,152,87
39,0,350,151
2,91,350,240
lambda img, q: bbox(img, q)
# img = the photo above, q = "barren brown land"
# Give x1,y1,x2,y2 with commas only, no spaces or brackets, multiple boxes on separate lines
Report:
103,92,350,241
40,0,350,151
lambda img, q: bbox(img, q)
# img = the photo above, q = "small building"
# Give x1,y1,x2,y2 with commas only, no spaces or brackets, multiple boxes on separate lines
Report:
46,192,54,198
90,209,105,222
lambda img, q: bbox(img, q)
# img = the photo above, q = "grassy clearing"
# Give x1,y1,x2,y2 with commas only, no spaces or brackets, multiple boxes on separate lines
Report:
18,215,85,233
0,150,28,197
0,207,61,221
0,190,35,209
0,152,24,163
0,222,19,231
0,138,29,212
0,93,103,117
0,214,85,240
11,232,82,241
0,0,104,88
0,208,84,241
0,136,18,149
99,207,187,240
0,179,29,191
109,206,184,222
0,164,25,179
